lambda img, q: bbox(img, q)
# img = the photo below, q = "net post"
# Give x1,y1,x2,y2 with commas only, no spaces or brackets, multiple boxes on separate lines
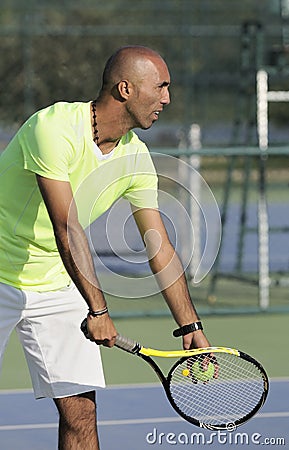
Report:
188,124,202,281
177,125,201,281
178,123,201,282
256,69,270,310
177,130,192,271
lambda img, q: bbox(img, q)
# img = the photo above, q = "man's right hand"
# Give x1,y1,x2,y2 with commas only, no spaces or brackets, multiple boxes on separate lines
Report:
86,314,117,347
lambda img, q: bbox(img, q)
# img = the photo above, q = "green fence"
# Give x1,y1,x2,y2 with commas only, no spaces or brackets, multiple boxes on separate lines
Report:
1,1,289,316
88,145,289,318
0,0,289,139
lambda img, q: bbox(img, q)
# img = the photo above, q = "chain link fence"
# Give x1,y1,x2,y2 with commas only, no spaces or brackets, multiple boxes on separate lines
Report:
0,0,288,148
1,0,289,314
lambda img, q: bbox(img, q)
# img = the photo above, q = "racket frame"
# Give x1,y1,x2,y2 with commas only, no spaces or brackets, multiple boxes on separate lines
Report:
114,335,269,430
165,351,269,430
80,319,269,430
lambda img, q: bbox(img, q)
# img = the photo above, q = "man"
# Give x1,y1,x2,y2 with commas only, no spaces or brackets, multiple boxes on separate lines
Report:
0,46,210,449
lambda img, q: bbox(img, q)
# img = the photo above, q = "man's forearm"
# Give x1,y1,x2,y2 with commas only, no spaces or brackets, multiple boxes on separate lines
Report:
54,222,107,313
35,175,116,343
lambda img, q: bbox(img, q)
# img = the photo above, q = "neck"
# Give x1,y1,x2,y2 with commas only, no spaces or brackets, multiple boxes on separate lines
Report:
90,98,133,153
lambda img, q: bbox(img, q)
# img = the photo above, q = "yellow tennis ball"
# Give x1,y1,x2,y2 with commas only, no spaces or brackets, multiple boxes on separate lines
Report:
191,360,214,382
182,368,190,377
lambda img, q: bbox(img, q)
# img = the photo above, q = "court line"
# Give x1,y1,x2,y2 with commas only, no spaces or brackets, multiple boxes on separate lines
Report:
0,377,288,395
0,378,288,433
1,411,289,431
0,424,58,431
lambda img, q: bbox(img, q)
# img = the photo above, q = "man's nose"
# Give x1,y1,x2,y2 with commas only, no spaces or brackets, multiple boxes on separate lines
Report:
162,88,170,105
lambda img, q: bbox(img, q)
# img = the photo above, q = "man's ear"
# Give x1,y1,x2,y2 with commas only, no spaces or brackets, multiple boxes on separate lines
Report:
117,80,131,100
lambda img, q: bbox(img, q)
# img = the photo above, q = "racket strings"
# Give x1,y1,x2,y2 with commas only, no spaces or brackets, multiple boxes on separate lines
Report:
168,352,266,426
173,370,263,420
171,360,263,421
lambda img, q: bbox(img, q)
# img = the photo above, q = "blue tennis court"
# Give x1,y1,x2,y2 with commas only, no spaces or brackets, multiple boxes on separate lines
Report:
0,378,287,449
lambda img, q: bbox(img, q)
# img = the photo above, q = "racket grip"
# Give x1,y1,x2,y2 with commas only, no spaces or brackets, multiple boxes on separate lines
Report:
115,334,141,354
81,318,141,354
80,318,90,339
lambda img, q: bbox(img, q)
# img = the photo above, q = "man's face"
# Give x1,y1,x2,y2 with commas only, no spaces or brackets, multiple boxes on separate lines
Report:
126,57,171,130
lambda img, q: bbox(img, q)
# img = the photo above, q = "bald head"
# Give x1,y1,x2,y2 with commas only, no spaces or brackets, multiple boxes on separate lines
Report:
100,46,168,94
96,46,170,131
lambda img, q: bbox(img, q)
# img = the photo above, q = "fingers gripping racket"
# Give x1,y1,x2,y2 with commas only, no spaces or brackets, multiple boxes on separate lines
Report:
80,319,269,430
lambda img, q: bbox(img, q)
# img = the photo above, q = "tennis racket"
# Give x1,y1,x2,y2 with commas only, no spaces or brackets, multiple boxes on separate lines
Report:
80,319,269,430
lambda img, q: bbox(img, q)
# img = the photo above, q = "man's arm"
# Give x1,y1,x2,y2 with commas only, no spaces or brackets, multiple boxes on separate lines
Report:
132,206,210,350
36,175,117,346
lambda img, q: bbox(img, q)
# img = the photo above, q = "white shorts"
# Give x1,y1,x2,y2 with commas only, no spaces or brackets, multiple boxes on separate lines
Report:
0,282,105,399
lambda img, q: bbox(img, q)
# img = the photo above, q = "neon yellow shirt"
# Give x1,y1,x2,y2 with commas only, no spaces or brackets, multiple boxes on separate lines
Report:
0,102,158,291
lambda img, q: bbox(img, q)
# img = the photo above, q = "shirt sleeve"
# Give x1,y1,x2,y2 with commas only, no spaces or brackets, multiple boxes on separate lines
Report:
20,104,77,181
123,148,159,209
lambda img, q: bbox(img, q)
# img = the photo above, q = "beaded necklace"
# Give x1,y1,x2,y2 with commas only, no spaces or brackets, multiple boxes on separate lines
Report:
91,100,99,144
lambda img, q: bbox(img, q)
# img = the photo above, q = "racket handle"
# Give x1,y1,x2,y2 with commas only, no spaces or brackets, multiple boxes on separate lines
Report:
81,318,141,354
80,318,90,339
115,334,142,354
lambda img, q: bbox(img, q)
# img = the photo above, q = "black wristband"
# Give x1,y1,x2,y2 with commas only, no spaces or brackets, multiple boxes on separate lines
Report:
173,321,203,337
88,306,108,317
